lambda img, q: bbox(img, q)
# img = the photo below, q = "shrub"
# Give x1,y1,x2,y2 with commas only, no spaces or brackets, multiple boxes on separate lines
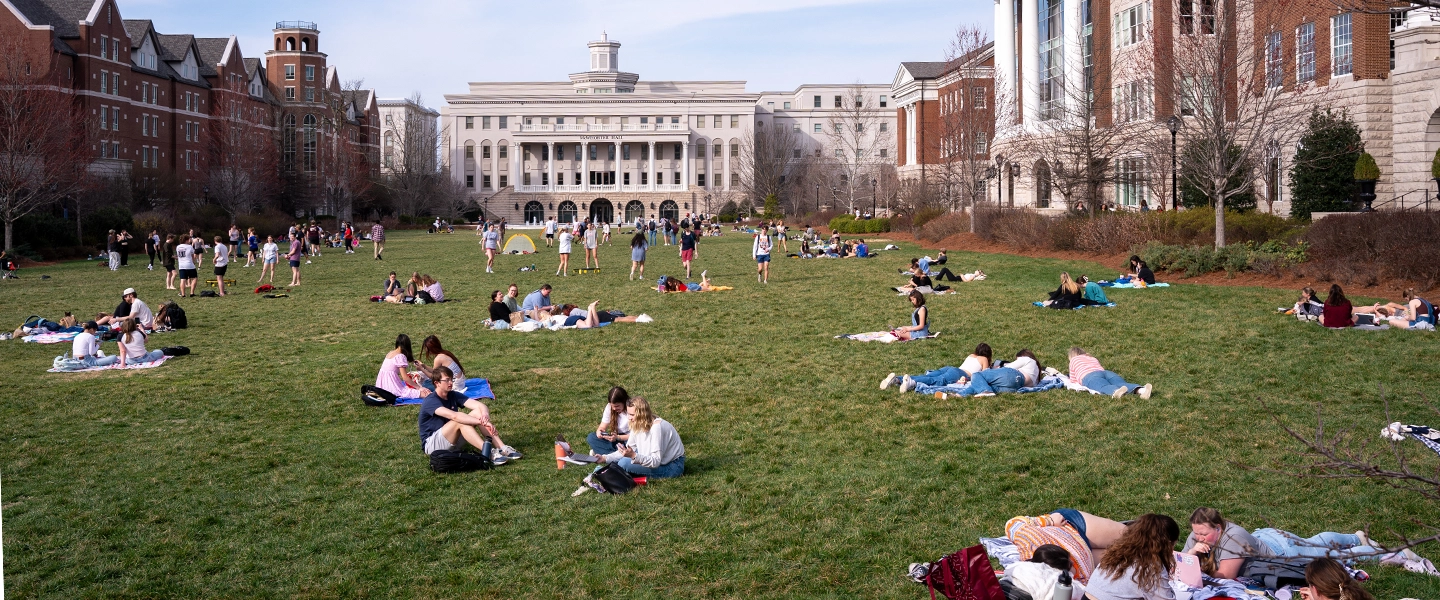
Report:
911,207,948,230
1290,108,1363,219
828,214,890,234
1354,152,1380,180
988,210,1053,249
1304,212,1440,289
718,201,739,223
917,211,970,242
762,194,781,219
1432,148,1440,179
1138,239,1309,278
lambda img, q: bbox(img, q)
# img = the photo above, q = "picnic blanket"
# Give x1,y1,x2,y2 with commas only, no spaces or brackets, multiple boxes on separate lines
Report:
1105,282,1170,289
1033,301,1116,309
48,355,169,373
894,287,955,295
835,331,941,343
25,331,81,344
393,378,496,406
916,375,1070,397
1382,422,1440,457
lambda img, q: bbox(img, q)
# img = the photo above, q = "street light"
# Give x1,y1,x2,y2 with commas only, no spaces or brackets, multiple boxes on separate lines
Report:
1009,162,1020,208
1167,115,1180,211
814,184,820,215
870,178,877,219
995,154,1006,208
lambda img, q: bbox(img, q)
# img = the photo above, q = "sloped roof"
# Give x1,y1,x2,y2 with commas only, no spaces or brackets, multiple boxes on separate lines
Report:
155,33,192,62
8,0,97,38
243,57,260,78
900,62,948,80
194,37,229,75
122,19,152,46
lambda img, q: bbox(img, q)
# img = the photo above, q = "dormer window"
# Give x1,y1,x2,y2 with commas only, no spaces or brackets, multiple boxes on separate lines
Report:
179,51,198,80
135,36,158,70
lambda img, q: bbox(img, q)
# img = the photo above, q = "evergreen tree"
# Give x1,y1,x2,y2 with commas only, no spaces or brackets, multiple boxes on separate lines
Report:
1179,143,1256,212
1289,108,1362,219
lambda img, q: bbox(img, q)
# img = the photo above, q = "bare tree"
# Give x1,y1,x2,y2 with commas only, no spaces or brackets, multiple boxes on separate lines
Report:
825,83,896,214
736,120,804,212
1167,0,1325,246
0,36,93,251
318,79,376,221
373,92,442,218
208,79,279,218
932,25,997,222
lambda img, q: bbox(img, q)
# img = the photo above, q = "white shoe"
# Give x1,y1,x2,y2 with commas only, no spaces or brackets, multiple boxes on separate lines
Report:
1112,387,1128,399
636,314,653,323
973,392,996,397
1138,383,1153,399
880,373,898,390
899,375,915,393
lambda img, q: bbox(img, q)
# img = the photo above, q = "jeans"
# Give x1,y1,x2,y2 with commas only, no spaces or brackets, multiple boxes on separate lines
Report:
908,366,966,388
648,230,656,246
1081,370,1139,395
586,431,621,455
124,349,165,365
491,320,510,330
1252,529,1380,559
960,368,1025,395
82,355,120,367
605,455,685,479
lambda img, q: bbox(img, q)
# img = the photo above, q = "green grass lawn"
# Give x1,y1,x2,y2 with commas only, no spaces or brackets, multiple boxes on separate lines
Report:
2,229,1438,599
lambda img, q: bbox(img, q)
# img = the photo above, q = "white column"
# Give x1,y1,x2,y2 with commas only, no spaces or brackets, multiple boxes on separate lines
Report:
1021,0,1039,126
704,139,711,191
491,140,498,190
723,139,731,191
547,141,555,191
510,141,520,189
581,141,589,192
1064,0,1081,119
994,0,1015,122
906,105,918,166
648,141,656,191
614,142,620,187
681,140,690,191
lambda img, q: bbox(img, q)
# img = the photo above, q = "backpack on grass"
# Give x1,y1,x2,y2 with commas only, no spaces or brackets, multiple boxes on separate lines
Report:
161,346,190,356
924,544,1004,600
428,449,492,473
159,301,187,329
1242,556,1312,590
360,384,397,407
591,463,638,494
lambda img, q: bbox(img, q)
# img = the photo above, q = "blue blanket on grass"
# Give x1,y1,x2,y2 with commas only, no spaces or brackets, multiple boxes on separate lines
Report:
394,378,496,406
915,375,1069,397
1103,281,1170,289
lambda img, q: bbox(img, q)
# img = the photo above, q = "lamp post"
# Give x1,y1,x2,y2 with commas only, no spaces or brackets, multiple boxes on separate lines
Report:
870,178,877,218
1009,162,1020,208
814,184,820,215
995,154,1005,208
1167,116,1180,211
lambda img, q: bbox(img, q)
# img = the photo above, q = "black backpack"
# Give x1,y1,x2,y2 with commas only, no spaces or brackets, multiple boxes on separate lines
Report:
164,302,188,329
161,346,190,356
360,384,397,406
1242,556,1312,589
428,449,492,473
591,463,638,494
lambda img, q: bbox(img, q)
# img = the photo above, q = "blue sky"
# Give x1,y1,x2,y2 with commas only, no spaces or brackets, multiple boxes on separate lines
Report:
118,0,990,108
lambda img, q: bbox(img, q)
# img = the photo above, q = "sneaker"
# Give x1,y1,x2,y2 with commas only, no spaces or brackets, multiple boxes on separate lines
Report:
1112,387,1128,399
701,270,708,280
880,373,898,390
1404,558,1440,577
636,314,654,323
973,392,996,397
899,375,915,394
1138,383,1153,400
501,445,523,460
490,454,510,466
907,562,931,583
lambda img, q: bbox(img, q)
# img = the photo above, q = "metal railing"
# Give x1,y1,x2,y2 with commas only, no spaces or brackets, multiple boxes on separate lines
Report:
1374,188,1435,212
275,21,319,30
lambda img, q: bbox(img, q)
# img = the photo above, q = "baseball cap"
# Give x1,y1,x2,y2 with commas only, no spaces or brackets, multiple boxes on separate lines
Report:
122,287,136,296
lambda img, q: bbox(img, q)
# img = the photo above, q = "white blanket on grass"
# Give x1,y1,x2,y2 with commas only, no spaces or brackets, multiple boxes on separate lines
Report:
49,355,169,373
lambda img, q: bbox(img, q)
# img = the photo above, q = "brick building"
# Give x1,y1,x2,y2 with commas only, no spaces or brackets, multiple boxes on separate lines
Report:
1,1,379,217
891,44,996,195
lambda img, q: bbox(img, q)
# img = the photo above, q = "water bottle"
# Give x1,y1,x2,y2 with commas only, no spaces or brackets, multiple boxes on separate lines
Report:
481,440,494,461
1053,571,1072,600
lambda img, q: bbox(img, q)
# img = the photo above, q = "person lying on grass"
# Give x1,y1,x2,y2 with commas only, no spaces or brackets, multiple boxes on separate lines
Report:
591,396,685,478
1044,273,1106,310
1005,509,1133,585
893,291,930,341
999,544,1085,600
1086,513,1179,600
1183,507,1426,580
1287,287,1324,319
1351,287,1435,330
1068,347,1152,399
904,257,981,283
882,342,992,393
417,367,521,465
938,349,1040,397
587,386,632,454
556,302,647,328
659,271,731,293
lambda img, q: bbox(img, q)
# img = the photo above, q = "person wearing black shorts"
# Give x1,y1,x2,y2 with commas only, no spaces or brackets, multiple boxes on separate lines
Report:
212,236,230,296
175,237,198,297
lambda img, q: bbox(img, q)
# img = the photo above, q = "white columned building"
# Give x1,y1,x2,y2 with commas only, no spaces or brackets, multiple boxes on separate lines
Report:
442,34,896,224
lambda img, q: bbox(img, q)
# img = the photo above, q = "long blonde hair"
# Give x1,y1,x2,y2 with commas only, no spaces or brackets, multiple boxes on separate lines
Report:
628,397,655,433
1060,272,1080,295
120,320,144,345
1188,507,1228,576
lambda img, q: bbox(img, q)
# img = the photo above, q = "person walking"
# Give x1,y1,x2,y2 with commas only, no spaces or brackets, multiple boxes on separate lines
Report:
679,223,698,280
144,230,158,270
258,235,278,284
287,234,303,286
482,224,500,273
244,228,258,267
371,221,385,260
556,225,573,276
753,224,772,284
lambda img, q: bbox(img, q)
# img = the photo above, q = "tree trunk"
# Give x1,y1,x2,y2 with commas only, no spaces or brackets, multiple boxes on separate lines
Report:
1214,196,1226,248
4,218,13,252
74,200,83,248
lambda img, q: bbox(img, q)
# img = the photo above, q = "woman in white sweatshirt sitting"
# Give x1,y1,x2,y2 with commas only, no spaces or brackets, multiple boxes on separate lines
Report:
594,397,685,479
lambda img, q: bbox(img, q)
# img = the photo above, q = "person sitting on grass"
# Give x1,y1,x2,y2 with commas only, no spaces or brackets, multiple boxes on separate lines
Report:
1086,514,1180,600
1068,347,1152,399
587,386,632,454
1182,507,1410,580
384,273,420,304
504,284,522,314
417,366,521,465
907,257,981,283
1044,273,1106,309
1302,558,1376,600
485,290,514,330
883,343,992,393
592,396,685,478
896,264,947,294
375,334,430,401
1289,287,1324,320
115,320,164,366
893,290,930,341
1127,255,1156,285
420,274,443,303
96,288,154,331
521,284,555,321
383,272,403,298
72,321,118,368
1320,284,1354,329
415,335,466,393
1354,288,1435,330
1079,275,1109,304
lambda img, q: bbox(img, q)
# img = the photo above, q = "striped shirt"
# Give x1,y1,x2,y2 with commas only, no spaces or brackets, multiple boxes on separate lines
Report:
1006,515,1095,584
1068,355,1104,385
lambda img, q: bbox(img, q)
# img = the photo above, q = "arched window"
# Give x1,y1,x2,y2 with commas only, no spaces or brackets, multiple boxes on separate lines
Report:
286,37,296,51
303,114,317,173
625,200,645,222
589,198,614,223
301,38,311,52
282,114,296,172
1035,159,1052,208
524,201,545,224
659,200,679,222
557,200,578,223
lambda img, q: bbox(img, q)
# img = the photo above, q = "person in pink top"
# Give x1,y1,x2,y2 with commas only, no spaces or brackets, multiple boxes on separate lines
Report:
1068,347,1152,399
376,334,428,400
